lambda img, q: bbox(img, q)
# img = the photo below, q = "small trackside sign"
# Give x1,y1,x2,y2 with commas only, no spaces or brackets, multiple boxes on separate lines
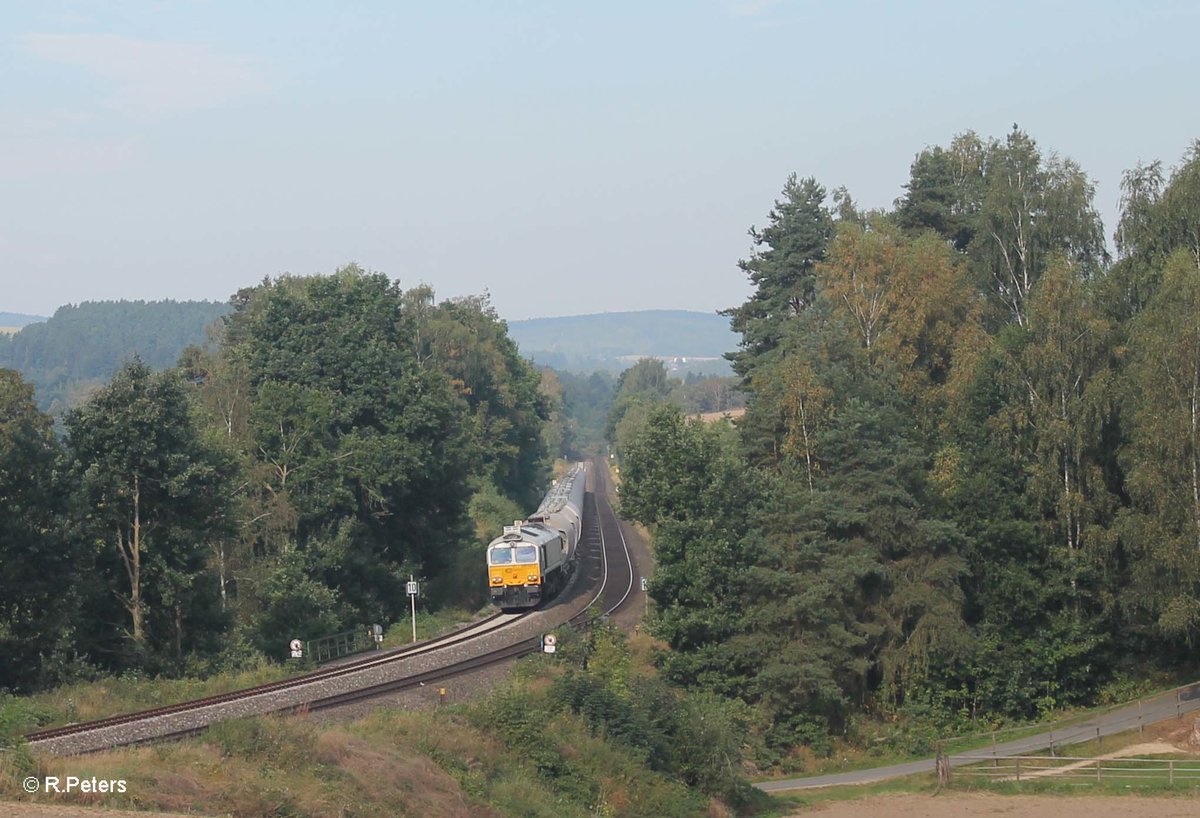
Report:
542,633,557,654
289,638,303,659
406,581,419,596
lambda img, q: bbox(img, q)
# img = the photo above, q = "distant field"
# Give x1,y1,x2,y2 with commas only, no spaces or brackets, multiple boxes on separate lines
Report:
0,327,20,335
695,407,746,423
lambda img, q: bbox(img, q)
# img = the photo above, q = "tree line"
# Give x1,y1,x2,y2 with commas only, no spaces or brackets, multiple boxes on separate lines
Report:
0,268,553,691
619,128,1200,753
0,300,231,414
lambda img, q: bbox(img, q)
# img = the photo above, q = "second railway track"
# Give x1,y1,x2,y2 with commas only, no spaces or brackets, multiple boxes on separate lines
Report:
26,460,639,755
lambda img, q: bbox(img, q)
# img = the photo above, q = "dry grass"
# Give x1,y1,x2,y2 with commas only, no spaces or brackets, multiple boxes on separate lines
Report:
693,408,746,423
2,710,507,818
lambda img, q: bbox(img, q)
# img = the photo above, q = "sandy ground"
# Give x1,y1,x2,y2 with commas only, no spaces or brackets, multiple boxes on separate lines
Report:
0,806,201,818
788,792,1200,817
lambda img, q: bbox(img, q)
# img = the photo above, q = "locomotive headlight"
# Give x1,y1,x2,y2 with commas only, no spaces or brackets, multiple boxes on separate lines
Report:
527,574,537,582
491,576,503,584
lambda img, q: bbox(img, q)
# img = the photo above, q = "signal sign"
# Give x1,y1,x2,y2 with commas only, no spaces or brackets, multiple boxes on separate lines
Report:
289,638,303,659
542,633,557,654
406,581,419,596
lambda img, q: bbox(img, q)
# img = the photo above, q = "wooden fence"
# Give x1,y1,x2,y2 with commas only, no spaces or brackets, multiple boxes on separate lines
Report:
941,753,1200,786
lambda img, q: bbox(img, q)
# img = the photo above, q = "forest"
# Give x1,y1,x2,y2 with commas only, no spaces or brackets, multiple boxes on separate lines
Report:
0,300,231,414
2,126,1199,771
0,270,558,690
615,128,1200,754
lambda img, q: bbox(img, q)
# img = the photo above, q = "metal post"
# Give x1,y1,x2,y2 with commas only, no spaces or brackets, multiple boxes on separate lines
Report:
1170,759,1175,785
1139,699,1144,735
992,732,998,768
1015,757,1021,782
410,574,417,643
1096,759,1101,783
1096,726,1101,754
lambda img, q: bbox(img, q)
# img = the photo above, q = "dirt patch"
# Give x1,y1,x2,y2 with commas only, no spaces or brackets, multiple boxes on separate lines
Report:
0,806,197,818
788,792,1200,817
1006,741,1180,781
694,408,746,423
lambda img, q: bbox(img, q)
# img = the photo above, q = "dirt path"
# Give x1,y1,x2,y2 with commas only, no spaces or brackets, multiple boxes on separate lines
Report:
0,805,201,818
789,792,1200,817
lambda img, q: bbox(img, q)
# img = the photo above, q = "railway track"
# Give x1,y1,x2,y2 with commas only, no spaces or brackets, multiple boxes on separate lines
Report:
26,463,638,755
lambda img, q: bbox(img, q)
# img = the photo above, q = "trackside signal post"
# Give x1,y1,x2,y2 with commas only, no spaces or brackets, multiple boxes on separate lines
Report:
407,576,419,643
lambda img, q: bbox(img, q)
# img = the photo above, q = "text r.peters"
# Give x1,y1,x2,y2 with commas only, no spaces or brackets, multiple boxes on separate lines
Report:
44,776,127,793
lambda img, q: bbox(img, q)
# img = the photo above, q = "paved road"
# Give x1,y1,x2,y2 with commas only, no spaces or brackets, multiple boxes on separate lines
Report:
756,682,1200,792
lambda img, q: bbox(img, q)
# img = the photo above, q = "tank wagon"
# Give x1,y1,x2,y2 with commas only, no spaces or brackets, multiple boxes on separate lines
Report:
487,463,588,610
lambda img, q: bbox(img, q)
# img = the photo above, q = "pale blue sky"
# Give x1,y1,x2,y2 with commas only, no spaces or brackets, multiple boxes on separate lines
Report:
2,1,1197,320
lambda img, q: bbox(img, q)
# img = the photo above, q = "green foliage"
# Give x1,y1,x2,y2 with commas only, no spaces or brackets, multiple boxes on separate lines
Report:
1,265,553,689
1118,248,1200,644
723,174,833,385
606,357,673,450
212,268,546,639
0,370,83,691
557,369,616,456
482,627,764,813
0,300,229,413
65,359,236,671
632,128,1200,765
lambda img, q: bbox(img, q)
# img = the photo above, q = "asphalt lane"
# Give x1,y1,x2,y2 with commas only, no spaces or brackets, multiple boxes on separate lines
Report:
756,682,1200,792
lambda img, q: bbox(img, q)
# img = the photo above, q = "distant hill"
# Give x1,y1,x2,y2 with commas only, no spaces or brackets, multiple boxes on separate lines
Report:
0,312,47,330
0,300,230,413
507,310,736,374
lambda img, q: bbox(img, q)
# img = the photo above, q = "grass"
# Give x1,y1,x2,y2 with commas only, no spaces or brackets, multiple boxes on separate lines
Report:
937,715,1200,796
0,695,723,817
1,659,297,739
767,772,939,811
750,678,1200,785
380,606,489,650
0,607,491,741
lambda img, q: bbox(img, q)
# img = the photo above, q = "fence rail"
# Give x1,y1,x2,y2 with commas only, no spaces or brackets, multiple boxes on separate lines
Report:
304,627,375,663
944,753,1200,786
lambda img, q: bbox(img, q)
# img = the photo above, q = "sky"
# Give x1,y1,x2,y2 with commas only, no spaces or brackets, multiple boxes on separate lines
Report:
2,1,1198,322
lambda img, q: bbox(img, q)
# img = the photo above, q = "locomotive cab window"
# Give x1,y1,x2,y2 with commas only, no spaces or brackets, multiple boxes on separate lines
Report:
488,544,539,565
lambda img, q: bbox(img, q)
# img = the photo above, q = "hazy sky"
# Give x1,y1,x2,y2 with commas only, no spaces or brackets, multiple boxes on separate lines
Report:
3,1,1197,321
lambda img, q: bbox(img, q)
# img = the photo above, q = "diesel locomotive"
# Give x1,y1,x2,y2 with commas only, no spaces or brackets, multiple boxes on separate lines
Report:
487,463,587,610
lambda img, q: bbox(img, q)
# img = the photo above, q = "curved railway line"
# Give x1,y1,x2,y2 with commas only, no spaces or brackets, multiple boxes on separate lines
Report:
26,460,639,755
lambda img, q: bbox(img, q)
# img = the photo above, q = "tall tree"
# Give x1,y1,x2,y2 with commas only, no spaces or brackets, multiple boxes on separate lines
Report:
0,370,80,689
1120,249,1200,643
895,131,986,251
723,175,834,383
998,258,1114,581
218,267,502,625
66,359,234,665
969,127,1106,327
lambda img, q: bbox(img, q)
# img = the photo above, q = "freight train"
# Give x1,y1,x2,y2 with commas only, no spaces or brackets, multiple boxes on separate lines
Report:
487,463,588,610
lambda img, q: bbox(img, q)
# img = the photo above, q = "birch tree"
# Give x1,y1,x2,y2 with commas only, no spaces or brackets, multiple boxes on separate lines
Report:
1121,249,1200,640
